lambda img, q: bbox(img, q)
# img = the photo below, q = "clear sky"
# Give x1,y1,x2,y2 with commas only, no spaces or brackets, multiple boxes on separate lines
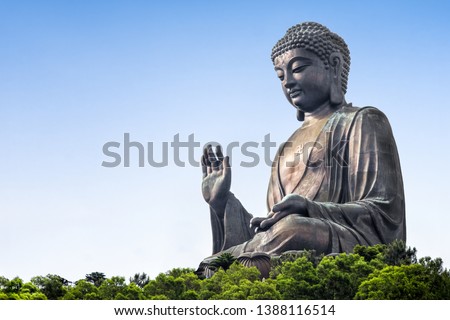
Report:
1,0,449,282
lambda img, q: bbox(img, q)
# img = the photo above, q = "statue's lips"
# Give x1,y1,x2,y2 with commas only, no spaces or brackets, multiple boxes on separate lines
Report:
289,89,302,98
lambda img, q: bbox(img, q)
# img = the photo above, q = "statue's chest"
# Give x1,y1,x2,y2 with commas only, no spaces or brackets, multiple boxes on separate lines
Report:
279,125,327,196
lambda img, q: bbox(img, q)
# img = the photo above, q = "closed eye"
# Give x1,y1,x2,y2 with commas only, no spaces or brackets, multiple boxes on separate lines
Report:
292,65,308,73
276,71,284,81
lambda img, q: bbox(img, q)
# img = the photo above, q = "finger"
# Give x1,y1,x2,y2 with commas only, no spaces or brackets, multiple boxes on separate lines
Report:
201,153,206,166
266,211,275,219
259,210,290,230
273,195,306,215
208,145,221,171
272,199,291,213
203,146,211,166
211,160,221,171
250,217,265,228
223,156,231,175
250,210,275,230
210,146,223,171
201,155,207,178
207,145,217,163
216,145,224,161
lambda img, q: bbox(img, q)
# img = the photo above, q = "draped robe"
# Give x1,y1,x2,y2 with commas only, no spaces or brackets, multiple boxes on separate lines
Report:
208,104,405,257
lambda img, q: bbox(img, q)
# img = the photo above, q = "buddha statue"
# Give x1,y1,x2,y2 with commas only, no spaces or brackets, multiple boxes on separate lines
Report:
197,22,405,277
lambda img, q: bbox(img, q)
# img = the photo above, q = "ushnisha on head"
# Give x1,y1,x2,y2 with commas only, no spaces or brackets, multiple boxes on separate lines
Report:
272,22,350,120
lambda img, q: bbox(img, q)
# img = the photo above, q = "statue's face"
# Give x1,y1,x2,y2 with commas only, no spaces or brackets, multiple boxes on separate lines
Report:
274,48,332,113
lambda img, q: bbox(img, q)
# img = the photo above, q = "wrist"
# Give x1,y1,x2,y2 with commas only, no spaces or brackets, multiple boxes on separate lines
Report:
210,191,232,215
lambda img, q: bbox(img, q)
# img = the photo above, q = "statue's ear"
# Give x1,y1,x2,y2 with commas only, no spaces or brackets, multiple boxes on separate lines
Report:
329,52,344,105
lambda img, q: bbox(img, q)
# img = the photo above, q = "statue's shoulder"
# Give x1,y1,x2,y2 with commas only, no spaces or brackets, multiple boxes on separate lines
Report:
339,104,389,123
337,104,392,136
340,104,385,116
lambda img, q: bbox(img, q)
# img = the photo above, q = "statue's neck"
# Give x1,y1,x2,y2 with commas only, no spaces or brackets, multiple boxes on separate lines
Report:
302,100,345,127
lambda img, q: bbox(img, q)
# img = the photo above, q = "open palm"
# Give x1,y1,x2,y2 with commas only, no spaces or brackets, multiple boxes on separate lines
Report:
201,145,231,213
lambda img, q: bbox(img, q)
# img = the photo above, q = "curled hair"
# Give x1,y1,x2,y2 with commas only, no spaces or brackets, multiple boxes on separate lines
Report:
271,22,350,94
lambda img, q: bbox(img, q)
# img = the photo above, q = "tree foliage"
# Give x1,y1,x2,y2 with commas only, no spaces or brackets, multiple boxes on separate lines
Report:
209,253,237,272
64,280,99,300
85,272,106,287
31,274,69,300
2,241,449,300
130,273,150,288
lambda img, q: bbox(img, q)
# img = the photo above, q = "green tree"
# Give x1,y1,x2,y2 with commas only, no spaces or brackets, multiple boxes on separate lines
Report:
0,276,9,290
31,274,69,300
199,262,275,300
143,273,186,300
353,244,386,264
384,240,417,266
130,273,150,288
178,272,202,299
356,256,450,300
353,240,417,267
63,280,99,300
274,256,319,299
97,276,128,300
218,278,280,300
121,282,144,300
0,242,447,300
143,268,201,300
85,272,106,287
0,276,47,300
4,277,23,294
0,277,21,300
180,290,200,300
209,253,237,271
247,279,281,299
315,254,375,299
166,268,196,278
356,264,430,299
17,282,47,300
418,257,450,299
271,250,322,276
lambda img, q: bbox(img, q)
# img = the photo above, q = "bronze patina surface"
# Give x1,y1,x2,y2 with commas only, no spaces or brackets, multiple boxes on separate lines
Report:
198,22,405,276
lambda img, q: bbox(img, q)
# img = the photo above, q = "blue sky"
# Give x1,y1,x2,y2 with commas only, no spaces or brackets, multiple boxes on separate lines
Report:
1,0,450,282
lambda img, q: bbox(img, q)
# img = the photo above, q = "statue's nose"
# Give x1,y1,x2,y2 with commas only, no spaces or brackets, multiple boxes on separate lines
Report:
284,73,295,89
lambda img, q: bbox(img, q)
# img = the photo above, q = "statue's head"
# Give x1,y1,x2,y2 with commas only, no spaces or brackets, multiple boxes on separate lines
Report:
272,22,350,120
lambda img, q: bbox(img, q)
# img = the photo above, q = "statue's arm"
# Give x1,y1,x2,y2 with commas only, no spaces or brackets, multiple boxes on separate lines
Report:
210,192,255,254
201,144,255,254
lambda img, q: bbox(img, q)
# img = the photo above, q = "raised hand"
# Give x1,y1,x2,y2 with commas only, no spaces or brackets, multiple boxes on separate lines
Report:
201,145,231,214
250,194,307,232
